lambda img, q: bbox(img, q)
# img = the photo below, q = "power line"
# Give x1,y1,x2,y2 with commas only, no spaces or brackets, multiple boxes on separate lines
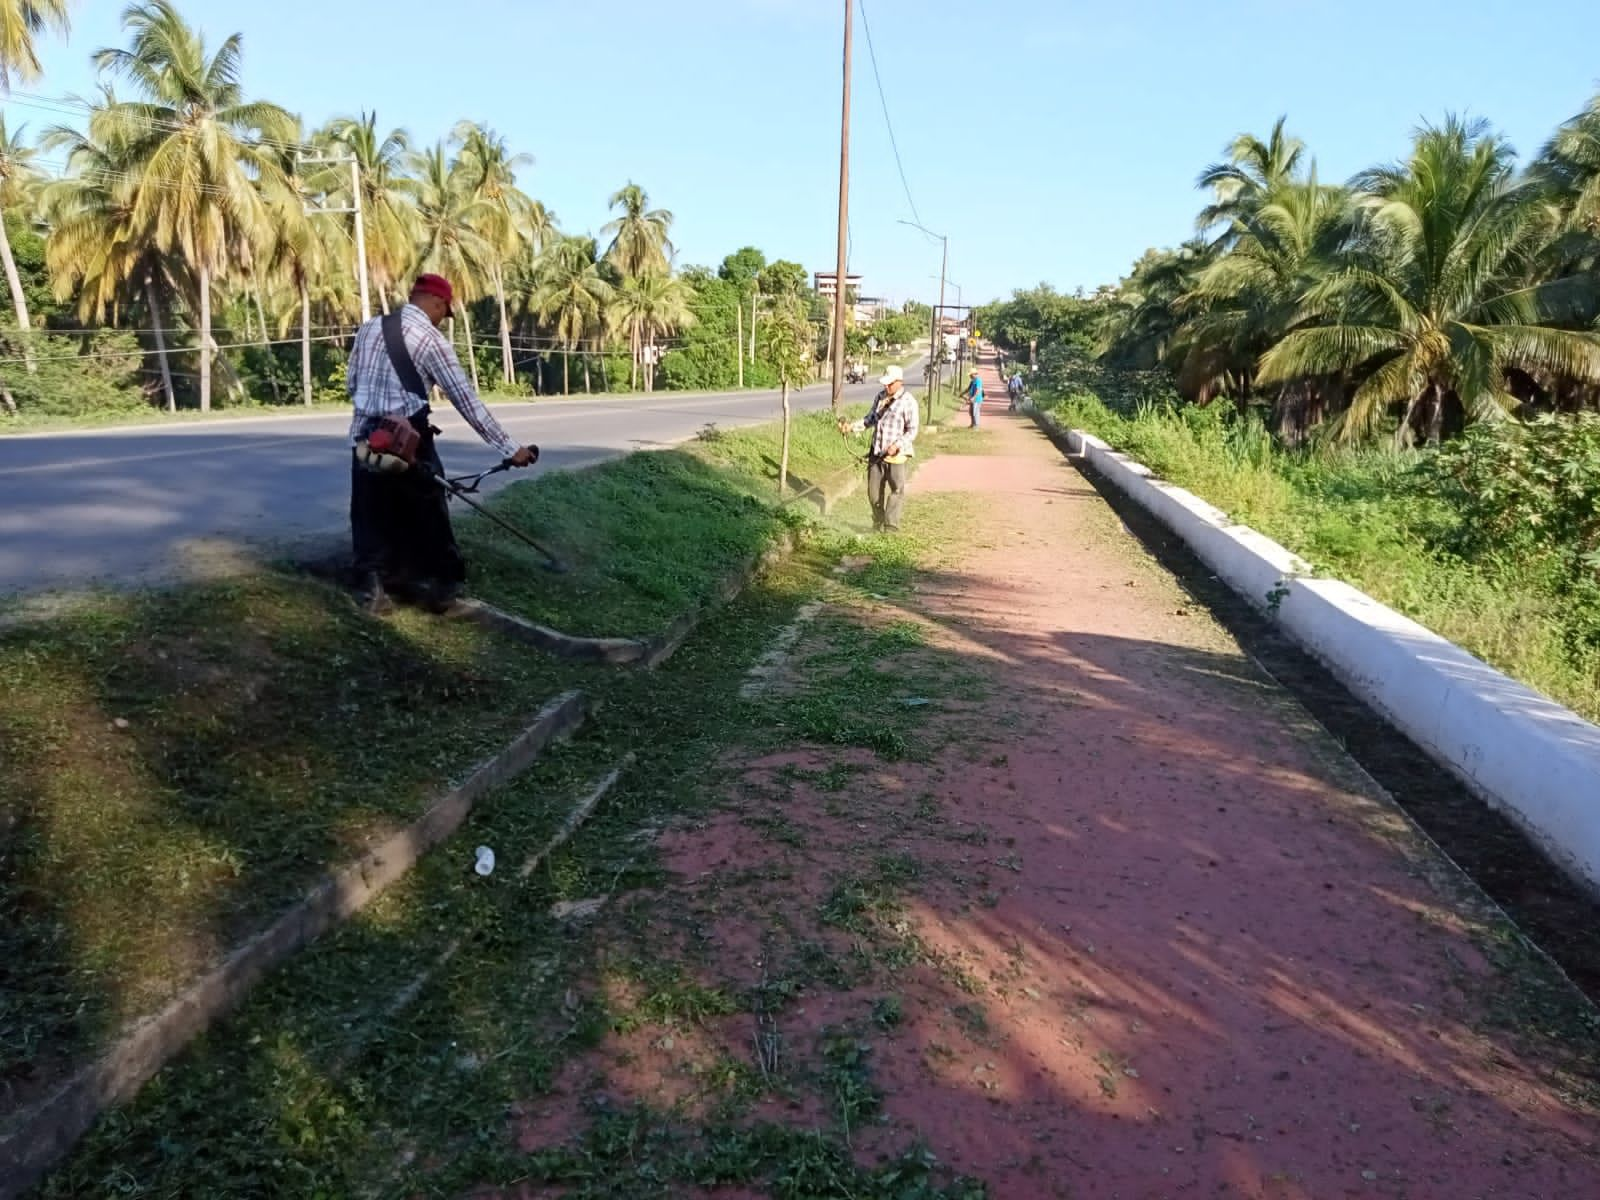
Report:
856,0,922,228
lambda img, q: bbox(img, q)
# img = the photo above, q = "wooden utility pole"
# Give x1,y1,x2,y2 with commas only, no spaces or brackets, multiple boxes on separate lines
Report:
736,301,744,388
829,0,853,412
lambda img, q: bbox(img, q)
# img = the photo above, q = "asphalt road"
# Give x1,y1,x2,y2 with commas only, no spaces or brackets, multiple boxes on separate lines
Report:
0,373,910,595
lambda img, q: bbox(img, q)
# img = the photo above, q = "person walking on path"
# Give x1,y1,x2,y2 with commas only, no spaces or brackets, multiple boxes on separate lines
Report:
962,368,984,428
842,363,920,532
348,273,537,612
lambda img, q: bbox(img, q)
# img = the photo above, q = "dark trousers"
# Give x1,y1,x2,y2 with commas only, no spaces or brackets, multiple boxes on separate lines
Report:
350,409,466,588
867,459,907,532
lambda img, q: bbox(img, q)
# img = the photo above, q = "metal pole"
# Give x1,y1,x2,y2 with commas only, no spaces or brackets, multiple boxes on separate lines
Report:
933,237,947,417
829,0,852,413
351,159,372,322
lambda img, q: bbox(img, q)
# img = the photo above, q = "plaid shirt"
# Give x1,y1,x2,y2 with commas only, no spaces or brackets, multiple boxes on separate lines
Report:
346,304,518,458
866,385,920,459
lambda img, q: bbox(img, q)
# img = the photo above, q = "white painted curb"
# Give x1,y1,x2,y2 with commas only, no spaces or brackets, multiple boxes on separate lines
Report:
1058,422,1600,898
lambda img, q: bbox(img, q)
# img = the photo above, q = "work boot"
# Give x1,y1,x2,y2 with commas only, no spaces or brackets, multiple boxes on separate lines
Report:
354,571,394,616
411,578,464,615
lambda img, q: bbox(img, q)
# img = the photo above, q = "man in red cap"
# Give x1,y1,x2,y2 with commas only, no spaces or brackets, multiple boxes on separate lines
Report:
347,274,537,612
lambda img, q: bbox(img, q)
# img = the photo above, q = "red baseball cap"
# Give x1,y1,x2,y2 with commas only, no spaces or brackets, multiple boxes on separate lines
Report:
412,273,454,306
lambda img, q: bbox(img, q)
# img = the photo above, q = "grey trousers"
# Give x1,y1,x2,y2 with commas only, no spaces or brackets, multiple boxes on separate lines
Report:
867,459,907,531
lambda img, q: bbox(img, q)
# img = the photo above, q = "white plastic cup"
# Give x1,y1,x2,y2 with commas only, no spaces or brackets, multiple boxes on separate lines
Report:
473,846,496,877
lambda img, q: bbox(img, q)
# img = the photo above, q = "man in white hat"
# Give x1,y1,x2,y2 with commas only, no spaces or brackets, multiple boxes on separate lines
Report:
841,363,921,532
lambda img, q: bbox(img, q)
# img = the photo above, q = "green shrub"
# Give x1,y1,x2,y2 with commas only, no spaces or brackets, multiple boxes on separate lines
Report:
1,331,151,419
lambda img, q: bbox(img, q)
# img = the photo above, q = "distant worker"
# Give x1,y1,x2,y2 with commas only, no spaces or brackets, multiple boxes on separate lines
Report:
841,363,920,533
962,368,984,428
347,272,538,613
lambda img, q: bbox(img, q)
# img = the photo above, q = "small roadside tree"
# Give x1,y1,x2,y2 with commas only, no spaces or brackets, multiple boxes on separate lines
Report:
761,294,810,496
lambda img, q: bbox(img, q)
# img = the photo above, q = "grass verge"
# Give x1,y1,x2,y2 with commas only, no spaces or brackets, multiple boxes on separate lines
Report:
1037,365,1600,723
0,573,588,1103
1,404,940,1167
459,409,872,638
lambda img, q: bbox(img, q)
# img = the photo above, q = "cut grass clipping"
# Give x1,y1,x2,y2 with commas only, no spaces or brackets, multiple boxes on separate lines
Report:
0,574,582,1104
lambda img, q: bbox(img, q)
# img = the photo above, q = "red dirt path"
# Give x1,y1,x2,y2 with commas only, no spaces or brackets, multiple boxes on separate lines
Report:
509,357,1600,1198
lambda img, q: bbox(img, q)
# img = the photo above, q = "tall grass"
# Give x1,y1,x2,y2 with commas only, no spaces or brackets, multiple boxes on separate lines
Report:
1043,371,1600,724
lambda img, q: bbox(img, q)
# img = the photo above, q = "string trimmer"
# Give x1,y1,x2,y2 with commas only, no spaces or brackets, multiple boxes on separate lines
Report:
426,459,569,574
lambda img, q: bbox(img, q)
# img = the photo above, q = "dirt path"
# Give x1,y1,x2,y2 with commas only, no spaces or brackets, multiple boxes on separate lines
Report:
499,357,1600,1198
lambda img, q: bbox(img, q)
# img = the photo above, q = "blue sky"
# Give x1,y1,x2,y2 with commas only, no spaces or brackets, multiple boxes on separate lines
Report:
18,0,1600,308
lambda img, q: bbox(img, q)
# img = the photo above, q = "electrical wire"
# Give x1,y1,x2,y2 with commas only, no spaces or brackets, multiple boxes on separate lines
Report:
856,0,923,229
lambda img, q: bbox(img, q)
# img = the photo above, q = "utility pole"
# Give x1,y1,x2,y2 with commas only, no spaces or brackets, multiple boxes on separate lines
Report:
901,219,947,424
350,159,372,322
829,0,852,412
299,151,372,324
736,300,744,389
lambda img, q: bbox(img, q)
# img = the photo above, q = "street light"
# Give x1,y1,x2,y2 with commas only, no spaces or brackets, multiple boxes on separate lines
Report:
900,219,947,419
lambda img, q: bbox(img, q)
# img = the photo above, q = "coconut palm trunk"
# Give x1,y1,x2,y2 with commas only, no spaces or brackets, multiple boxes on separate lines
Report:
562,345,570,396
0,216,34,373
252,279,281,404
458,304,481,392
495,265,514,385
146,273,177,412
300,280,313,406
198,262,213,412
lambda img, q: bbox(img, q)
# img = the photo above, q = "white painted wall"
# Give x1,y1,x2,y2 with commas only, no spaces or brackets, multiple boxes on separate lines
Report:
1057,423,1600,898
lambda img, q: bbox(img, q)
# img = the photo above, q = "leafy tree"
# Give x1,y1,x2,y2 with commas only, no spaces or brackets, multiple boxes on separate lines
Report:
757,258,807,298
761,294,811,494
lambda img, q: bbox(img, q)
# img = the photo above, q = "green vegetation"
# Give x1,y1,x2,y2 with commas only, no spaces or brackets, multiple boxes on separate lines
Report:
1039,361,1600,721
0,405,928,1119
0,4,924,427
1089,111,1600,446
25,437,991,1199
0,573,582,1084
462,408,870,636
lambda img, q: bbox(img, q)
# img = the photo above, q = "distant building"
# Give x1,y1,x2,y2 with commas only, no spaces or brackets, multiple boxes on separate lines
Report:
813,271,864,299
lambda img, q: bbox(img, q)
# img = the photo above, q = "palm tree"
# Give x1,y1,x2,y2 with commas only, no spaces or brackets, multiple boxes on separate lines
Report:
321,112,417,313
452,120,546,385
259,126,329,405
93,0,294,410
1258,118,1600,445
607,271,693,392
0,0,70,90
529,235,611,395
1196,116,1307,247
1534,92,1600,236
601,182,673,279
43,93,186,410
406,139,493,389
1178,175,1351,436
0,114,41,360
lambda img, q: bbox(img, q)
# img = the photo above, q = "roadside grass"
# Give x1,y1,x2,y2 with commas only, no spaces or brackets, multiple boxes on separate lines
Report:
0,572,587,1098
1041,381,1600,723
32,487,995,1196
458,409,874,638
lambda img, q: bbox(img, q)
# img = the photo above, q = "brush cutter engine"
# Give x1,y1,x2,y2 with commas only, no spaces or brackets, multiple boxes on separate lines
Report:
354,415,421,474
